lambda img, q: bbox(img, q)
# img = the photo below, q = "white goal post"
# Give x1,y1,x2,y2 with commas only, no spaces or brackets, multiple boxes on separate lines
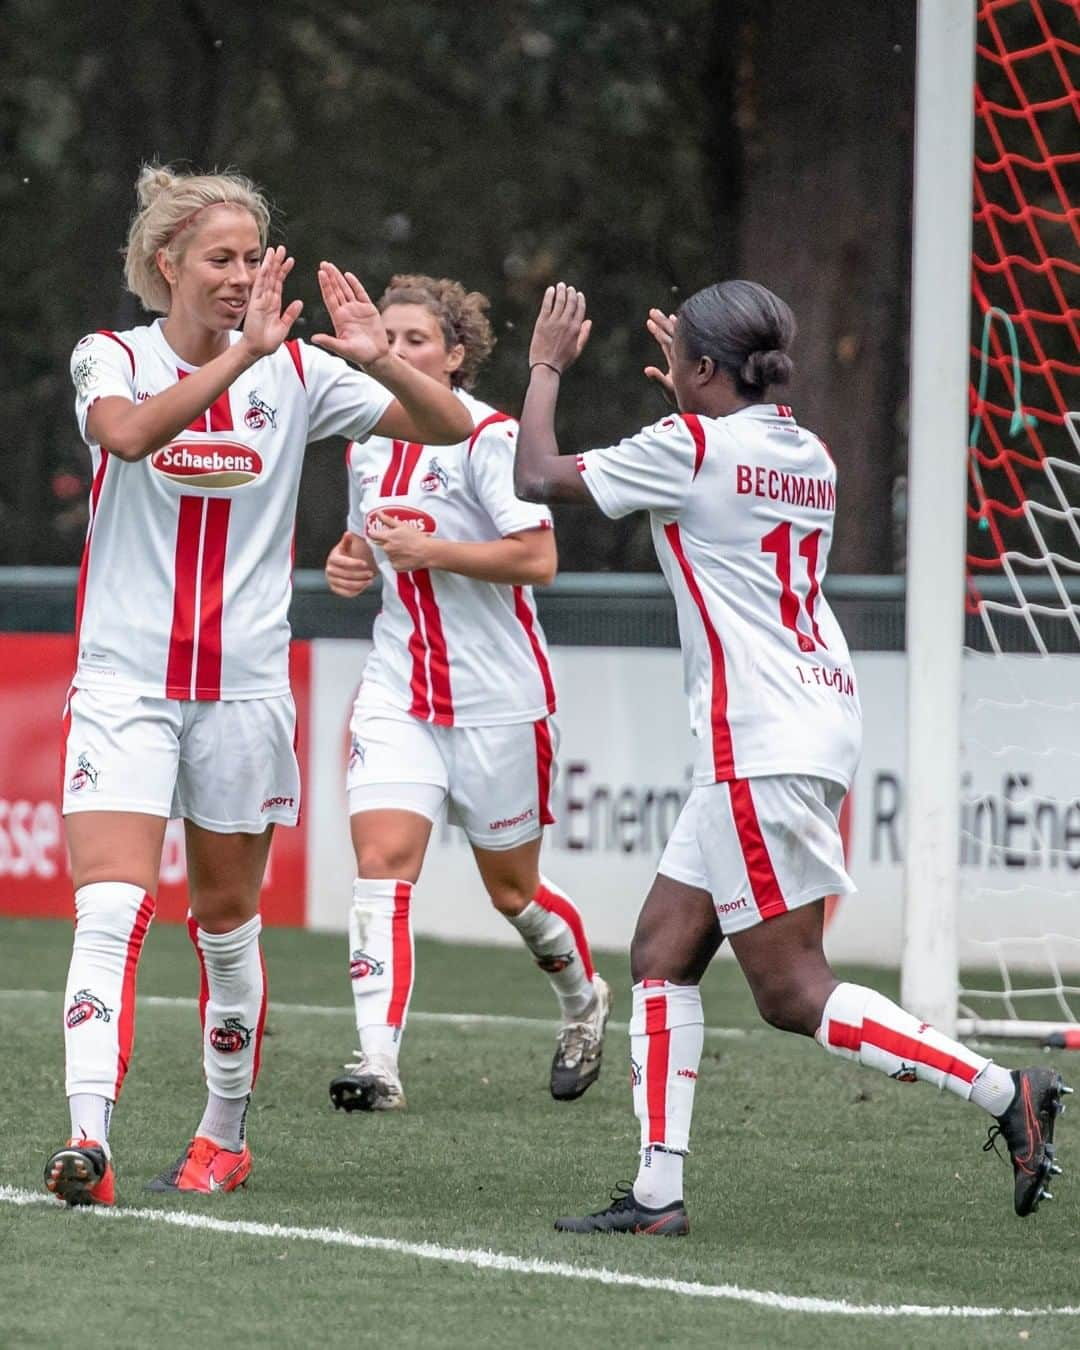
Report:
902,0,1080,1044
901,0,976,1038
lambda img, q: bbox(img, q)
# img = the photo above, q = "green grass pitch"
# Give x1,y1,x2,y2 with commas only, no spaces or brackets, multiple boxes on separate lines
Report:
1,916,1077,1349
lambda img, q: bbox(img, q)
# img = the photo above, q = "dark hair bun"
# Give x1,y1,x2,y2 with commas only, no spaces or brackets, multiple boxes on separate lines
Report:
740,349,793,389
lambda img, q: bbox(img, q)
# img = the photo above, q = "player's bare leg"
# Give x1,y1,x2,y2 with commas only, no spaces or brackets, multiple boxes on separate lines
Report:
145,822,272,1195
330,808,430,1113
474,837,611,1101
46,811,164,1206
555,873,720,1235
728,899,1070,1217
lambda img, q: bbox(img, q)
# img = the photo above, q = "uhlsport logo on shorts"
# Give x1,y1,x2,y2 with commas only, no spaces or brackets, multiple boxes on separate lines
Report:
350,950,385,979
152,440,263,489
365,505,437,537
209,1017,254,1053
68,752,99,793
66,989,112,1029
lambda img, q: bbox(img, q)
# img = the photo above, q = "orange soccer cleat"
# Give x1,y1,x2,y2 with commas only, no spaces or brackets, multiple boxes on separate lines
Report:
144,1135,252,1195
44,1139,115,1207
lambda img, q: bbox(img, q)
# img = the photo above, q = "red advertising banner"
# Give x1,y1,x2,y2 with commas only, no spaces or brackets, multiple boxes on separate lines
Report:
0,634,309,925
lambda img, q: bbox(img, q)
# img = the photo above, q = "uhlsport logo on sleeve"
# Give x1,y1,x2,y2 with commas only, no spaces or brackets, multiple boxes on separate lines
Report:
152,439,263,489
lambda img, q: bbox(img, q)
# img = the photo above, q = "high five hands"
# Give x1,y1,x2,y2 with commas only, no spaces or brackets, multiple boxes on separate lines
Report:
241,253,392,368
529,283,592,375
241,247,304,357
644,308,677,402
312,262,392,368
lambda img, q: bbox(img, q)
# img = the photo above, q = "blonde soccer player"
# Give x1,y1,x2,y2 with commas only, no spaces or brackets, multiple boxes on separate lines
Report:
45,166,472,1206
323,274,610,1113
513,280,1068,1234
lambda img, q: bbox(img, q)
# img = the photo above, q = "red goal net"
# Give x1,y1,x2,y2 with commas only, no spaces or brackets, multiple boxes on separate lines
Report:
967,0,1079,649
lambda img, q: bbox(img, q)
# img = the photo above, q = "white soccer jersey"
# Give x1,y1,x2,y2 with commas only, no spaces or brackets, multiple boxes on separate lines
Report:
346,390,556,726
577,404,862,788
70,321,393,699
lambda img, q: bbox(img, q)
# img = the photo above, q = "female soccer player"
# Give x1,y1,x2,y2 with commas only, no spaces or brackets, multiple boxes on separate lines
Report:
322,274,609,1113
513,280,1068,1233
45,166,472,1206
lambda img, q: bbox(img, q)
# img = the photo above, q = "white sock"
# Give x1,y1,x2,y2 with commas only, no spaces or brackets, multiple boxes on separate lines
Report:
198,1092,250,1151
188,914,266,1125
629,981,703,1206
970,1063,1017,1116
634,1146,685,1209
69,1094,112,1154
64,882,155,1101
508,879,596,1019
818,982,1009,1109
349,878,414,1067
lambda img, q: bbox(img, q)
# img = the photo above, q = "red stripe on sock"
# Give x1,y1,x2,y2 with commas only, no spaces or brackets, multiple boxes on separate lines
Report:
251,941,269,1086
386,883,413,1027
187,915,210,1031
645,991,670,1145
861,1017,980,1085
827,1018,862,1053
535,883,595,982
729,778,788,921
112,894,155,1099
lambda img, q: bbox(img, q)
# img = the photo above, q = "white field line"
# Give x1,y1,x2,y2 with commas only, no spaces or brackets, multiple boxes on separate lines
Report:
0,988,750,1039
2,1187,1077,1321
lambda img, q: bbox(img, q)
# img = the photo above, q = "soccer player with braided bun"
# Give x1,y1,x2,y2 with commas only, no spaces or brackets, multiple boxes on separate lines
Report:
45,165,472,1206
515,279,1069,1234
323,273,609,1114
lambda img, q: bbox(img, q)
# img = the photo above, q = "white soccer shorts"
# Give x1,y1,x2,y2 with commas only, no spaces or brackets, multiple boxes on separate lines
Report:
346,686,556,851
62,685,301,832
658,775,854,933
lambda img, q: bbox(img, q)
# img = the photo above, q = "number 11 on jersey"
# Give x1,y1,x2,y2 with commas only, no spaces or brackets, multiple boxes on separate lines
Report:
760,522,826,654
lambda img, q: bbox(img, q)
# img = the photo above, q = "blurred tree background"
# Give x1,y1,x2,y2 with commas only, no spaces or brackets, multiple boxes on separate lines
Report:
1,0,918,572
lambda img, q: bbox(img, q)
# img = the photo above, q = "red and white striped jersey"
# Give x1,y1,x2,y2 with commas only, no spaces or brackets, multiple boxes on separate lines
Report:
70,321,393,699
577,404,862,788
345,390,556,727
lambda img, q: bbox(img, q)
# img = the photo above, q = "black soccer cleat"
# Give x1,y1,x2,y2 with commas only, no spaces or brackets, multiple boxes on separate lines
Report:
983,1066,1071,1217
43,1138,114,1207
329,1052,405,1112
554,1181,689,1236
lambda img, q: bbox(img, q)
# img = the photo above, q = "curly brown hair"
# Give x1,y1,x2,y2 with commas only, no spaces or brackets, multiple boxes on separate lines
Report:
377,274,495,390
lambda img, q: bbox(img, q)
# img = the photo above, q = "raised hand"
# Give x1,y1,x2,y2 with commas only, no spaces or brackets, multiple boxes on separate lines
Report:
529,282,592,375
311,263,391,367
644,307,678,402
240,247,304,358
325,531,377,597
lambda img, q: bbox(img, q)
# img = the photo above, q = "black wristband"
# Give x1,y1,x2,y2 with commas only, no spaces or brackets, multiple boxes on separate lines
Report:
529,361,562,376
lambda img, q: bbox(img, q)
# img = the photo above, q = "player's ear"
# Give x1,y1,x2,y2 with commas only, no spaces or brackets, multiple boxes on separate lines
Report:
697,355,715,382
445,343,465,377
156,248,177,290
